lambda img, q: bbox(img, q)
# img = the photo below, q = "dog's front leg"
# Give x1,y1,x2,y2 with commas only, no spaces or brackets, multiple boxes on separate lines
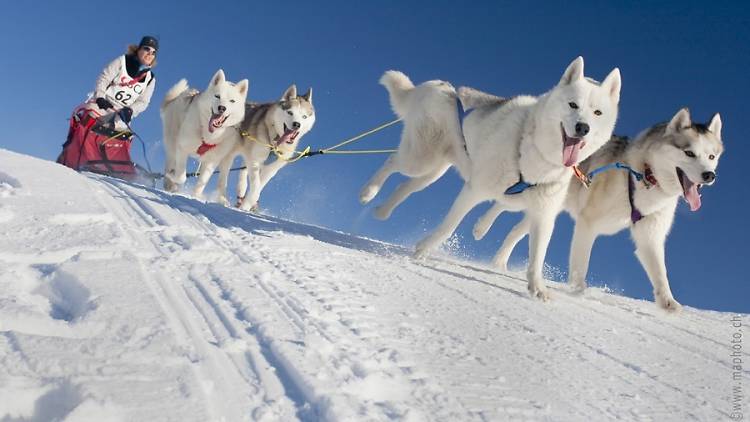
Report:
567,223,598,291
216,153,235,207
258,158,288,192
630,208,682,311
492,214,530,272
527,211,556,301
414,184,483,258
474,202,506,240
193,160,216,201
374,163,451,220
238,162,262,212
360,155,398,204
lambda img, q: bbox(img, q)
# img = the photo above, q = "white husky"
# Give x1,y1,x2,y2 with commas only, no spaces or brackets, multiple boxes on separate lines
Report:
475,108,723,310
378,57,621,300
161,69,249,192
194,85,315,210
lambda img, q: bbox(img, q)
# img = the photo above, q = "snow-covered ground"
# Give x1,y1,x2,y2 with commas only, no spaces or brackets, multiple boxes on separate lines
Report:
0,148,746,421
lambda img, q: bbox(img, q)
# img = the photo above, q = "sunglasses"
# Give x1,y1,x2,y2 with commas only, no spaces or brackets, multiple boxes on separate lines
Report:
141,47,157,55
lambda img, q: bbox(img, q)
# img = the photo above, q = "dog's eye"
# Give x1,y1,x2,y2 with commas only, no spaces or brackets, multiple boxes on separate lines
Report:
230,99,236,103
684,150,696,158
569,102,579,109
214,95,220,99
287,111,293,116
302,115,307,119
594,110,602,116
709,154,716,160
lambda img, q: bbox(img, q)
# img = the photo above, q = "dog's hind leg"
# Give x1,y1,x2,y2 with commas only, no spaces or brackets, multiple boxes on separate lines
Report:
630,208,682,311
414,184,484,258
473,202,506,240
373,163,451,220
567,223,598,291
359,155,399,204
492,215,530,272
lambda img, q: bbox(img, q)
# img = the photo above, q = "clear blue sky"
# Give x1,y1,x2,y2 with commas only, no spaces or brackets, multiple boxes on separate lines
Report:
1,1,747,313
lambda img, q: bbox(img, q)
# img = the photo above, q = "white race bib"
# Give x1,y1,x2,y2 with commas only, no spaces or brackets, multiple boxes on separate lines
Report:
104,56,151,108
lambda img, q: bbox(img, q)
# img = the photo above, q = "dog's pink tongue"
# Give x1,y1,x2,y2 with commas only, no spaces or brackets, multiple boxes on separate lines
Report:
208,115,219,133
684,183,701,211
562,142,581,167
277,128,298,145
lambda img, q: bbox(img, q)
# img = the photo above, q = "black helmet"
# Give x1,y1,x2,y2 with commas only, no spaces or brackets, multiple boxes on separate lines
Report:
138,36,159,51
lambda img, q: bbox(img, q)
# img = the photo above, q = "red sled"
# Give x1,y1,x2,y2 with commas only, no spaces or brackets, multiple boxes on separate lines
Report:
57,107,138,180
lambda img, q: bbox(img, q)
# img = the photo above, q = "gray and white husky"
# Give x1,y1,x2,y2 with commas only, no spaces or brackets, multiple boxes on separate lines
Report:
367,57,622,301
475,108,723,310
161,70,249,192
194,85,315,209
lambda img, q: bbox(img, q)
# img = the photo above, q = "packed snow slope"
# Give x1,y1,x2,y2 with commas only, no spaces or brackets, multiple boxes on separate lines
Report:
0,148,746,421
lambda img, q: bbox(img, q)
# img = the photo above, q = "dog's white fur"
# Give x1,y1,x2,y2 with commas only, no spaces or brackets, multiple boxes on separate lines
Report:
161,69,249,192
359,72,470,220
192,85,315,209
370,57,621,300
476,108,723,310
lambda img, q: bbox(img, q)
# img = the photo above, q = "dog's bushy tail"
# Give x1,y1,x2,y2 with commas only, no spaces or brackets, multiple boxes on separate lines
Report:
380,70,414,118
162,79,189,110
457,86,507,110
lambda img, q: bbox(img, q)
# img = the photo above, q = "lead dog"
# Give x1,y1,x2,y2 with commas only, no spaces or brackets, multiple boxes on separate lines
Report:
474,109,723,310
387,57,621,301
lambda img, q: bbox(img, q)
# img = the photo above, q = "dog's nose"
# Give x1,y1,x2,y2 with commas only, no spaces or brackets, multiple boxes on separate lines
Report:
217,105,226,114
575,122,590,137
702,171,716,183
292,121,301,129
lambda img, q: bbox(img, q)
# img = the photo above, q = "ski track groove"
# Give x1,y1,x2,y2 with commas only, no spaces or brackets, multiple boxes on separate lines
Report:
94,177,297,421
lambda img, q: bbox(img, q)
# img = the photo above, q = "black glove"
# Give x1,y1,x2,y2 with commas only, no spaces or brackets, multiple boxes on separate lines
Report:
119,107,133,124
96,97,113,110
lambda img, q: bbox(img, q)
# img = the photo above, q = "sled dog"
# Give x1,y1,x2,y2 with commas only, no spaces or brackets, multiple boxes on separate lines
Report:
196,85,315,209
474,108,723,310
399,57,622,301
161,69,249,192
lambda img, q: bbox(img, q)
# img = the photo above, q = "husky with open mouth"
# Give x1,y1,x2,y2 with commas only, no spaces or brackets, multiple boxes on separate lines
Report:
194,85,315,210
475,108,723,311
160,69,249,192
409,57,622,301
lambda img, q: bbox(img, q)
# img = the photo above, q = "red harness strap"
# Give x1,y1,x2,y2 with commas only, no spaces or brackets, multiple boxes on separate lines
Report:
197,141,217,156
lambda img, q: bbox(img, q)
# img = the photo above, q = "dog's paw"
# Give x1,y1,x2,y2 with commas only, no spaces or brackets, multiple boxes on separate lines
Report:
373,205,392,220
491,255,510,272
217,195,231,207
472,220,491,240
359,185,379,205
528,282,550,302
656,294,682,312
238,201,257,212
568,279,588,292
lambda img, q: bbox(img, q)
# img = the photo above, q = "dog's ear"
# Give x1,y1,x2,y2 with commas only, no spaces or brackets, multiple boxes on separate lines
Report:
667,108,691,135
281,84,297,101
602,68,621,103
708,113,722,139
560,56,584,85
236,79,249,99
301,87,313,103
211,69,226,87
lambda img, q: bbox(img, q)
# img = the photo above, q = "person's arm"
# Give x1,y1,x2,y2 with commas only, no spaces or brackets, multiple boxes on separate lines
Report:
129,75,155,118
93,56,121,99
